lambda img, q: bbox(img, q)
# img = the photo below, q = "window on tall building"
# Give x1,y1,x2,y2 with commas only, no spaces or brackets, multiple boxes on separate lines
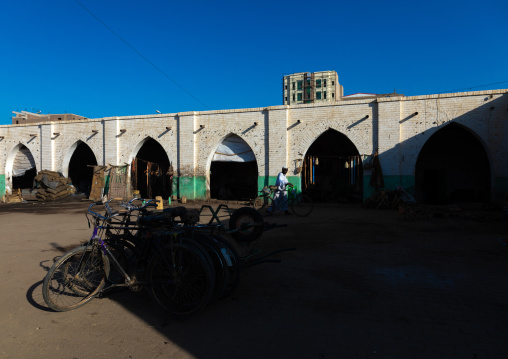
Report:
285,97,288,102
297,93,302,101
324,91,327,99
316,92,322,100
293,94,295,101
332,93,335,98
332,81,335,86
292,82,295,90
306,78,311,86
316,79,321,88
285,85,287,90
297,81,303,90
324,79,327,87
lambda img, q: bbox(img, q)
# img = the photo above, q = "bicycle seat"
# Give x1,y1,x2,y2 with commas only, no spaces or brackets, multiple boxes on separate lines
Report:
269,185,278,190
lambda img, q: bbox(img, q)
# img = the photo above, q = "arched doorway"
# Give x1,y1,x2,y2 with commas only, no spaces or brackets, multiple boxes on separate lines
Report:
12,145,37,191
415,123,491,204
68,142,98,197
302,129,362,202
131,138,172,199
210,134,258,200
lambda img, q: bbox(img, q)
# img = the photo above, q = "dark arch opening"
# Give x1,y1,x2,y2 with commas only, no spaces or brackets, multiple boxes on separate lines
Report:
415,123,491,204
132,138,172,199
12,145,37,190
210,135,258,201
302,129,363,202
302,129,362,202
68,142,97,197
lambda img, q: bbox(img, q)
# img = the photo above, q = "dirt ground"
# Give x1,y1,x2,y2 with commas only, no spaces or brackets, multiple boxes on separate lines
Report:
1,196,508,359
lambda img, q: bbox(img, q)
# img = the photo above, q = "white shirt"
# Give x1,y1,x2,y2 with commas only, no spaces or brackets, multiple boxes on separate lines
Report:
275,172,288,192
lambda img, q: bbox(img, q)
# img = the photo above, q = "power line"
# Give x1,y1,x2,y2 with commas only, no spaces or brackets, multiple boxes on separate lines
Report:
72,0,209,110
438,80,508,94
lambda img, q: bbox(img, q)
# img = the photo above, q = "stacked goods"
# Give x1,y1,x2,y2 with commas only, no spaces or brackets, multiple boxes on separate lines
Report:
21,189,38,201
34,170,73,202
363,188,430,220
363,190,402,210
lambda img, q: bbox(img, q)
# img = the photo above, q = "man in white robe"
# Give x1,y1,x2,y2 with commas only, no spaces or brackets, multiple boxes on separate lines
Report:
273,166,292,215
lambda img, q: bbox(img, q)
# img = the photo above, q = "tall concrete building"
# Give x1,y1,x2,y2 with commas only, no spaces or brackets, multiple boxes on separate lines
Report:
282,71,343,105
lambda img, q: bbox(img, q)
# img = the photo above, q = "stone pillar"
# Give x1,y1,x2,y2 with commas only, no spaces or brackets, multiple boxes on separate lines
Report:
376,98,409,192
40,123,52,171
103,118,119,167
176,111,204,200
265,106,290,188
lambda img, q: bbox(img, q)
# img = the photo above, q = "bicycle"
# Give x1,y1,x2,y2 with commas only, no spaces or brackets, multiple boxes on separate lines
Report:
42,201,220,317
112,199,241,302
252,184,314,217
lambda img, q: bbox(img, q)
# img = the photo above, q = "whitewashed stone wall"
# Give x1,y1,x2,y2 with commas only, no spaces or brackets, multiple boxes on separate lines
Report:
1,89,507,198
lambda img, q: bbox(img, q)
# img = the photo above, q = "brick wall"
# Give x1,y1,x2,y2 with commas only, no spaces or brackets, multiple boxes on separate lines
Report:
1,89,507,199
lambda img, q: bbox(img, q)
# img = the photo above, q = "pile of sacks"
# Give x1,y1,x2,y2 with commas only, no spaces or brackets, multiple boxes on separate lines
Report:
34,170,74,202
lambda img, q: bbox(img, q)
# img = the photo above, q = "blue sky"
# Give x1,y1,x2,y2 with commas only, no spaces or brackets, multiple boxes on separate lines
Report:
1,0,507,125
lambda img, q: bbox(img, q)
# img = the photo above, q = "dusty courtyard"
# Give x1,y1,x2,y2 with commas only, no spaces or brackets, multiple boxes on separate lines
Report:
1,197,507,359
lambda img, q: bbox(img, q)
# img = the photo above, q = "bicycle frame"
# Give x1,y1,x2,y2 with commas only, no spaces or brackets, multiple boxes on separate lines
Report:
42,198,219,315
85,200,163,289
255,187,290,213
253,184,313,217
85,204,135,288
86,200,200,293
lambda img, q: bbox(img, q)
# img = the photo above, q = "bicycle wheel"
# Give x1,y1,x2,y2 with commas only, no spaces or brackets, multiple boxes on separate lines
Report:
211,234,240,298
290,194,314,217
229,207,264,242
253,196,274,216
148,242,215,317
42,245,109,312
191,232,230,301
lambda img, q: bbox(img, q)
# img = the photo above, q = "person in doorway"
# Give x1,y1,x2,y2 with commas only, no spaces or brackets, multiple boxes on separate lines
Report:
274,166,293,215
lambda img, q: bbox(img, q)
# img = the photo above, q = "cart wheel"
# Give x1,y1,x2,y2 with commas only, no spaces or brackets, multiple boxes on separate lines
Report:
229,207,264,242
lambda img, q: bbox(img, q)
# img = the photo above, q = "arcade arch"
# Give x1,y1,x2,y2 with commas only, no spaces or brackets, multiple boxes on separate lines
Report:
130,137,172,199
208,134,258,200
301,129,362,202
63,141,98,196
8,144,37,192
415,123,491,204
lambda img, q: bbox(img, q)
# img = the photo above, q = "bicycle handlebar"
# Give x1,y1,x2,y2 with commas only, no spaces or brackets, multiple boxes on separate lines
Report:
87,201,111,221
87,198,157,221
259,183,293,194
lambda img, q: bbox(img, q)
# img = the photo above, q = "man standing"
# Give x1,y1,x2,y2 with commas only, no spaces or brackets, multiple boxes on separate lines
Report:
274,166,292,215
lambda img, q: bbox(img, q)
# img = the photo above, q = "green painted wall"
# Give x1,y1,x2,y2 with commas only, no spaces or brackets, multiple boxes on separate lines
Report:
257,176,276,190
287,176,301,193
364,175,508,202
0,174,5,197
104,175,110,195
169,174,508,203
167,174,508,203
257,175,301,193
174,176,207,200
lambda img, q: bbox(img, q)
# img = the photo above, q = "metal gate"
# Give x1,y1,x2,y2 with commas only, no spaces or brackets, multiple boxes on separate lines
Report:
89,166,106,201
107,165,129,200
